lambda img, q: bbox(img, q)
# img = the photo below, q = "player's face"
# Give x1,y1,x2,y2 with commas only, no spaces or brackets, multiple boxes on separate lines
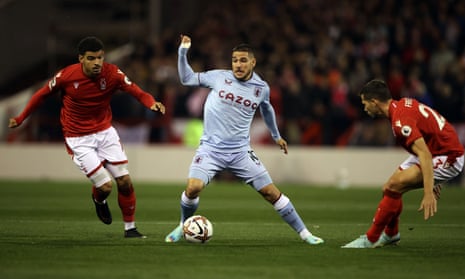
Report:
79,50,104,77
232,51,256,81
360,94,382,118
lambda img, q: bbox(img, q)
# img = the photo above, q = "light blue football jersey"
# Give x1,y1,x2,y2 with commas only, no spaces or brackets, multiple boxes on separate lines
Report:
178,46,281,152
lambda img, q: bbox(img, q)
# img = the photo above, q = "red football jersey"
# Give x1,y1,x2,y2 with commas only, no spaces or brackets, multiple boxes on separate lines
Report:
389,98,464,161
15,62,156,137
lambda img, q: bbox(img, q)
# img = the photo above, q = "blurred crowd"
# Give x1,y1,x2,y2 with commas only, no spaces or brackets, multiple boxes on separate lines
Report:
34,0,465,146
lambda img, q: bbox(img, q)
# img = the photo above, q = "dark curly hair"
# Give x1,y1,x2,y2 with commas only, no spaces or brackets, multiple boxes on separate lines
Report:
77,36,104,55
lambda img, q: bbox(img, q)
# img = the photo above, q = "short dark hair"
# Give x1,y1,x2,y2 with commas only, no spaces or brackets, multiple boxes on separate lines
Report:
359,79,392,102
232,43,254,57
77,36,104,55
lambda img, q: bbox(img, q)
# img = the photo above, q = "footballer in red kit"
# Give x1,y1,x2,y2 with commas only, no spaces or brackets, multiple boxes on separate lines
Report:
13,62,156,137
342,79,464,248
9,36,166,238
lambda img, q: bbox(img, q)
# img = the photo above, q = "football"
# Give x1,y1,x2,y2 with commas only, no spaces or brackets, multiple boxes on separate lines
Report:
182,215,213,243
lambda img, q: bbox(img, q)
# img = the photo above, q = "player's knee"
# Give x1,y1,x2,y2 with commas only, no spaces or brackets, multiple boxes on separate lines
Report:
115,175,133,195
97,181,113,193
383,177,404,193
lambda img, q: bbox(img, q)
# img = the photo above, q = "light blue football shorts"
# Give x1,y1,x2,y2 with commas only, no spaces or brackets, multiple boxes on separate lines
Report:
188,145,273,191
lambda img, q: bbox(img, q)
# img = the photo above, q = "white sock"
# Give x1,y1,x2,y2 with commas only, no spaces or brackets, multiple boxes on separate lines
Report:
273,194,289,210
299,229,312,240
124,222,136,231
181,191,199,205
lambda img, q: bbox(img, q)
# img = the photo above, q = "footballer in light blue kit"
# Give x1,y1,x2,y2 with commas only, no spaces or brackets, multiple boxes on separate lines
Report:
165,35,323,245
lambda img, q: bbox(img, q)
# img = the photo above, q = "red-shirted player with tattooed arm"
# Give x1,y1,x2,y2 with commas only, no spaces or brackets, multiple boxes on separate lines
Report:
342,79,464,248
9,36,165,238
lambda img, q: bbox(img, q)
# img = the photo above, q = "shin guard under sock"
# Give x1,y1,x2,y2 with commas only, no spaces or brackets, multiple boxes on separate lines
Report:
180,191,199,224
273,194,306,234
366,189,402,243
384,199,403,237
118,185,136,222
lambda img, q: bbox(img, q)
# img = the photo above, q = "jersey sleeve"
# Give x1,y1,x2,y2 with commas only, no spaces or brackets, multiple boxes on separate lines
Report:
394,115,422,148
116,68,156,109
177,46,200,86
14,73,60,125
259,85,281,141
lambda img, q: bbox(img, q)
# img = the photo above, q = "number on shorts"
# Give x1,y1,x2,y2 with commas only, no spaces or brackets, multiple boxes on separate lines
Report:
248,150,261,165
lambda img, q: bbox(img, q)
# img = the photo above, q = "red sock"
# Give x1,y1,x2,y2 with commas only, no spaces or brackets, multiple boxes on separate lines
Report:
366,189,402,243
384,199,402,237
92,185,110,203
118,185,136,222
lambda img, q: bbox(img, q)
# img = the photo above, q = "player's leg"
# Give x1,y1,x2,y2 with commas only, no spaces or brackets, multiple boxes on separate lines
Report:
96,127,145,237
113,174,135,226
258,183,323,244
165,178,204,243
165,147,220,242
368,154,463,243
109,172,144,238
344,155,464,248
343,162,422,248
89,168,114,225
233,150,323,244
66,135,114,225
181,178,204,222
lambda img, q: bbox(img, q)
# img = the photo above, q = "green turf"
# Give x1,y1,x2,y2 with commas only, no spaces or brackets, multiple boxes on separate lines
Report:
0,180,464,279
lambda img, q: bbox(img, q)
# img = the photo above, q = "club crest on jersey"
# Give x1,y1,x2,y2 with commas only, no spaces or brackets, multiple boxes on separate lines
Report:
73,82,79,89
100,78,106,90
401,125,412,137
254,87,262,97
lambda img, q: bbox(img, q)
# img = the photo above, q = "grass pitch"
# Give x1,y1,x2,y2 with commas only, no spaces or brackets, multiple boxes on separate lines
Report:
0,180,464,279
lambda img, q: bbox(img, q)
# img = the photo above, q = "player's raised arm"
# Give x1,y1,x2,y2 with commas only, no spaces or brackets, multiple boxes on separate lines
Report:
177,34,199,86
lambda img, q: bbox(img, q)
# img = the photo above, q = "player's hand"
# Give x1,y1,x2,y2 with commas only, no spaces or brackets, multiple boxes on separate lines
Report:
418,193,437,220
8,118,19,128
276,138,288,154
151,102,166,114
180,34,191,48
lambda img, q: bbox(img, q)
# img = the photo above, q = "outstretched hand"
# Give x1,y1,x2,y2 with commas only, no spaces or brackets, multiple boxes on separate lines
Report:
276,138,288,154
8,118,18,128
151,102,166,114
418,193,437,220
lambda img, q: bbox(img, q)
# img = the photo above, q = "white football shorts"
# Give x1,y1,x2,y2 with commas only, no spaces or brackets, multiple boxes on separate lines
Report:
399,154,464,183
65,126,129,186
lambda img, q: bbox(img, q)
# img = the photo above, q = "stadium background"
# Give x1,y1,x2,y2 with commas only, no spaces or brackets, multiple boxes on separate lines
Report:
0,0,464,186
